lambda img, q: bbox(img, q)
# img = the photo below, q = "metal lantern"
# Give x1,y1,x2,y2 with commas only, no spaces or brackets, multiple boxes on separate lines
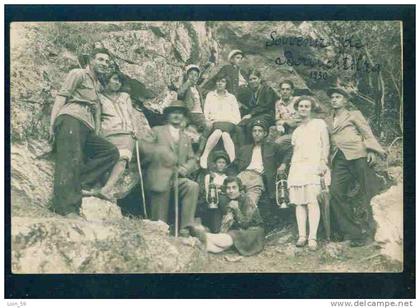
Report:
206,174,219,209
275,174,289,209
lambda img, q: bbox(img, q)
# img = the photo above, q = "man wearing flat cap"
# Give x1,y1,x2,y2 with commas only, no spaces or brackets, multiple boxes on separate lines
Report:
327,87,386,247
231,118,293,208
143,100,199,236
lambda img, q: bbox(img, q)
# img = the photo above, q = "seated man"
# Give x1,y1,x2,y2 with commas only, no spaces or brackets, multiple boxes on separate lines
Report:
274,80,300,135
237,70,279,145
143,100,199,236
232,119,293,208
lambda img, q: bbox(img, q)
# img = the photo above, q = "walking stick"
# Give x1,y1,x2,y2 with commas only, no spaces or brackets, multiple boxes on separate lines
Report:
135,139,148,219
174,167,179,238
173,134,183,238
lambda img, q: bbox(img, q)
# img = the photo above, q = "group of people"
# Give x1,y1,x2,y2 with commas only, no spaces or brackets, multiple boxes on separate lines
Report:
49,46,386,257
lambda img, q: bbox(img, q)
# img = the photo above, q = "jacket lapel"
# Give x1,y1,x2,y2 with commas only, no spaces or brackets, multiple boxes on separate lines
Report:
332,110,351,134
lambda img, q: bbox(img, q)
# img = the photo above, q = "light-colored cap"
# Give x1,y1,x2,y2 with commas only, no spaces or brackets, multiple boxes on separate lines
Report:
228,49,244,61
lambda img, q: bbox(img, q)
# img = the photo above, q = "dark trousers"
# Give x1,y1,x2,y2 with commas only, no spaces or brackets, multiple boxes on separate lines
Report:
149,177,199,230
197,204,223,233
330,150,377,241
53,115,119,215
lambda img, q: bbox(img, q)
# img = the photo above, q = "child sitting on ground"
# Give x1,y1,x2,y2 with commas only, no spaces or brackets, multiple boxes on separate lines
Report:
198,151,230,233
204,151,230,197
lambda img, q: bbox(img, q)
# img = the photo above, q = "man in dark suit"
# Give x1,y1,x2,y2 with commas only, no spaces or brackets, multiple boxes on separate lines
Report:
327,88,386,247
143,100,199,236
232,119,293,208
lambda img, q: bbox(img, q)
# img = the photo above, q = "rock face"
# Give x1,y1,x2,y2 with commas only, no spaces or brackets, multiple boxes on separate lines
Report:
11,140,54,216
12,216,206,273
371,182,403,263
80,197,123,221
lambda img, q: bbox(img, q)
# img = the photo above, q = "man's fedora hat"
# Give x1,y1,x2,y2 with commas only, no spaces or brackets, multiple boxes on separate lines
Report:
163,100,188,115
327,87,350,99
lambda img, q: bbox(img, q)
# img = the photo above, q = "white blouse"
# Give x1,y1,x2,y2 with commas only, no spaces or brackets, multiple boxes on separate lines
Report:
203,90,241,124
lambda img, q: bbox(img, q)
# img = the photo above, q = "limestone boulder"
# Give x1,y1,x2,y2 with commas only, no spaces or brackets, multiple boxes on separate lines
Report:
12,216,206,273
371,183,403,263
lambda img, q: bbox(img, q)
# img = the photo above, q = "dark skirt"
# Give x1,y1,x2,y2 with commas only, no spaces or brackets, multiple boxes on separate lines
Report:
229,226,265,256
212,121,237,134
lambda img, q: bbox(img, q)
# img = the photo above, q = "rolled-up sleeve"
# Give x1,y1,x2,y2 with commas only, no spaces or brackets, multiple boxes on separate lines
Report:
58,69,83,98
351,111,385,157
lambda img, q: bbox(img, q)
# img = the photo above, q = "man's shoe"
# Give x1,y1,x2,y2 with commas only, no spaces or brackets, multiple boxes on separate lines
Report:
96,190,116,203
179,228,190,238
331,233,344,242
350,239,366,247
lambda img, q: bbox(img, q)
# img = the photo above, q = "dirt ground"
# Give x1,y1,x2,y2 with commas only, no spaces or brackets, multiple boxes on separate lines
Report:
195,226,402,273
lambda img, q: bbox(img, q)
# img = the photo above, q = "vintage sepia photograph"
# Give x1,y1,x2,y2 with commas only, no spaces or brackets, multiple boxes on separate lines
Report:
10,19,404,275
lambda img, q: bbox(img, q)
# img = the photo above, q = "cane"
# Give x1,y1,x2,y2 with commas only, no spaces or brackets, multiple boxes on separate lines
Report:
174,167,179,238
135,139,148,219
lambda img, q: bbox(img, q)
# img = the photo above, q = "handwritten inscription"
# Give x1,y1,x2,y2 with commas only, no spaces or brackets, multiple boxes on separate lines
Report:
275,51,381,74
266,31,365,50
266,32,380,81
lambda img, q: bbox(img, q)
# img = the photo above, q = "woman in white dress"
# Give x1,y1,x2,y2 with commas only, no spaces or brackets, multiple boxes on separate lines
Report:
287,96,330,250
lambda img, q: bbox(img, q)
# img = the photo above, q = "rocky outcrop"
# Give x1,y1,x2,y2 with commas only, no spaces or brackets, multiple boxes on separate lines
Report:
12,216,206,273
371,182,403,263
